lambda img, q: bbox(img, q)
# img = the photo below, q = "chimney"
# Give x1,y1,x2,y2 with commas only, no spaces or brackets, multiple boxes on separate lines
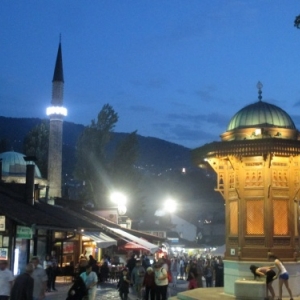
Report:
25,164,35,205
24,156,37,206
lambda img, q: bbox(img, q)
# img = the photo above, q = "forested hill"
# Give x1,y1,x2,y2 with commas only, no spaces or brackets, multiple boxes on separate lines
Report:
0,116,193,174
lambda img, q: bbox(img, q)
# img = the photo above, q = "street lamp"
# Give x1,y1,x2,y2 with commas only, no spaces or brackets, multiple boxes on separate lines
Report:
163,198,177,214
110,192,127,215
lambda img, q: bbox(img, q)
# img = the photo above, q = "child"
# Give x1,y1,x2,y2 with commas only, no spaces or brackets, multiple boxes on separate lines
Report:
117,268,131,300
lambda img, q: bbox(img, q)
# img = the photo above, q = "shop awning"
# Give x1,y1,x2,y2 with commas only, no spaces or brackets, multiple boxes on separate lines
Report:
108,227,159,254
121,241,151,251
83,232,117,248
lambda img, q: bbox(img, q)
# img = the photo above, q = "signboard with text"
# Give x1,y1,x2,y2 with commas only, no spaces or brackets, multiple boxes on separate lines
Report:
16,226,32,239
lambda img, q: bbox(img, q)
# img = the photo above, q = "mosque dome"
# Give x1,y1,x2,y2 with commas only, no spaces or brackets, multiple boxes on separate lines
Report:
227,101,296,131
0,151,42,178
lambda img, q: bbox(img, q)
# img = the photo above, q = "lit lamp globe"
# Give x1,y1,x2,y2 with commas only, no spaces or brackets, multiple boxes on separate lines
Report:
118,205,127,216
163,199,177,214
110,192,127,215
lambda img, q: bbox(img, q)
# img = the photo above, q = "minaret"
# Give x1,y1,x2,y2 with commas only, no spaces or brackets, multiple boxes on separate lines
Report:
46,40,67,198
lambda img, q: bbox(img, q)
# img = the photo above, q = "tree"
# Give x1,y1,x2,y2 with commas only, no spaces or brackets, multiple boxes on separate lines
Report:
74,104,144,217
23,121,49,177
110,131,146,217
74,104,119,204
0,138,8,153
295,15,300,29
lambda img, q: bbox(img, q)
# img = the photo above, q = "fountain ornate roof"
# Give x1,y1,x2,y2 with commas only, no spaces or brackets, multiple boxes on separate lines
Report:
227,82,296,131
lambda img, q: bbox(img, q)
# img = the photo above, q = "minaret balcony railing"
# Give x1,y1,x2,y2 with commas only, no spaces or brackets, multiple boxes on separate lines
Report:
46,106,67,117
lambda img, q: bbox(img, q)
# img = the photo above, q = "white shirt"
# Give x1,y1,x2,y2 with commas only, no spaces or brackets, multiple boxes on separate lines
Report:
154,267,168,286
31,265,48,298
0,268,14,296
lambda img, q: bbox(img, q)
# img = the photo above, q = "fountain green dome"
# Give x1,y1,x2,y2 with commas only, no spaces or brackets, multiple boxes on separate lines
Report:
227,100,296,131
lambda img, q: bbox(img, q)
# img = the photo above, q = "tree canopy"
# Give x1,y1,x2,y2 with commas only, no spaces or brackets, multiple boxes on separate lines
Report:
23,121,49,177
295,15,300,29
74,104,142,214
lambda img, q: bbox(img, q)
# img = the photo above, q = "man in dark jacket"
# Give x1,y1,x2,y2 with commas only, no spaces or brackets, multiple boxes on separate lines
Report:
126,254,136,276
11,263,34,300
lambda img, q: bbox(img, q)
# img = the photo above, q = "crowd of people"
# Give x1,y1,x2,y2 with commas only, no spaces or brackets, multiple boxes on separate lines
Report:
114,254,225,300
1,251,295,300
0,256,49,300
0,253,228,300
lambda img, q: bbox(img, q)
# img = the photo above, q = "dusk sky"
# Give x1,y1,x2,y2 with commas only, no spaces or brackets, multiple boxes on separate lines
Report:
1,1,300,149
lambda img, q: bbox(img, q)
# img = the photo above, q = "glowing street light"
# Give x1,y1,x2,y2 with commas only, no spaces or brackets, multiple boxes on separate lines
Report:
163,198,177,214
110,192,127,215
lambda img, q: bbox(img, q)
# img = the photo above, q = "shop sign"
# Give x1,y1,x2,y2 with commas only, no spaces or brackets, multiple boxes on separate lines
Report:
0,216,5,231
16,226,32,239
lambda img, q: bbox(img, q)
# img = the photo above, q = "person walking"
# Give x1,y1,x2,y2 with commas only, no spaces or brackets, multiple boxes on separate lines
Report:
131,259,145,300
66,276,88,300
170,258,179,287
196,258,204,288
43,254,54,292
50,250,58,291
126,254,136,278
10,263,34,300
80,265,98,300
269,255,293,300
143,267,155,300
203,260,213,287
214,257,224,287
0,260,14,300
179,258,185,280
31,256,48,300
187,261,198,290
117,267,130,300
250,264,277,300
154,260,168,300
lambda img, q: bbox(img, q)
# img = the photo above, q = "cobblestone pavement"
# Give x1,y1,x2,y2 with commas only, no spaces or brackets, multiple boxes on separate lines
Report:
44,278,300,300
45,277,189,300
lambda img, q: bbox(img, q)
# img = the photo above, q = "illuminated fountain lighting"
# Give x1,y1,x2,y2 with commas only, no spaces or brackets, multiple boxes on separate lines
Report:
46,106,68,116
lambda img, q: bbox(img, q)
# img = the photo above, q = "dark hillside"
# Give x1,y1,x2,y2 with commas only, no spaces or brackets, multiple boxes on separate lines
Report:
0,116,192,175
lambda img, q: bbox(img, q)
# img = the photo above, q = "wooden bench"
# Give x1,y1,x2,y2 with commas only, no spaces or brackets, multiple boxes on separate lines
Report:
235,279,265,300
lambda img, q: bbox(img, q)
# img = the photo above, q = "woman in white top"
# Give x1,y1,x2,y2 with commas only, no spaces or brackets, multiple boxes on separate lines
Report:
269,255,293,300
154,260,168,300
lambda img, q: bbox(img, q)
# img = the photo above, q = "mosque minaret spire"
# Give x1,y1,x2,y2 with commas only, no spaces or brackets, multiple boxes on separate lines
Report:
47,39,67,198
